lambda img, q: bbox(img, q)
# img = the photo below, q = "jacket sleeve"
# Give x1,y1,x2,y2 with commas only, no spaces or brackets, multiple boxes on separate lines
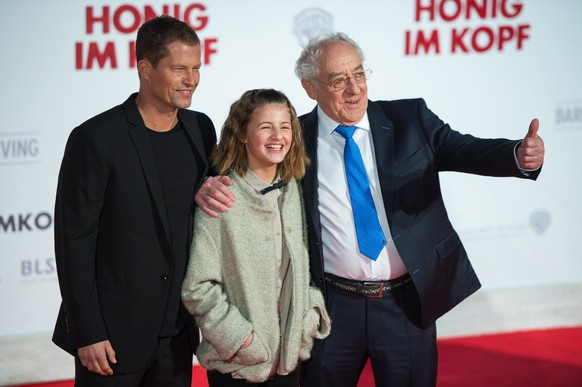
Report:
181,214,253,360
416,98,540,180
54,126,109,349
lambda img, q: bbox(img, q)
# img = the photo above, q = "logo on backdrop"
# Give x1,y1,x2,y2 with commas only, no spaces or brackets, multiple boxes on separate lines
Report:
75,3,219,70
20,257,57,280
405,0,531,55
293,8,333,46
460,209,551,240
0,212,53,233
530,209,551,235
555,100,582,132
0,132,40,166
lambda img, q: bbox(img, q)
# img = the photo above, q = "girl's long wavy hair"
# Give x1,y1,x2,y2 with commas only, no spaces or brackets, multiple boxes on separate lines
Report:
211,89,310,182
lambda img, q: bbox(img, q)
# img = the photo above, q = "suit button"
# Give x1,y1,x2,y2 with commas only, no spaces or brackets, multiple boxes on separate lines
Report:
160,273,170,281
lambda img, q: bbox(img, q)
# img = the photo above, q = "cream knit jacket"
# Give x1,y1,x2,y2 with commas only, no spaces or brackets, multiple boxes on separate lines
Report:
181,172,331,383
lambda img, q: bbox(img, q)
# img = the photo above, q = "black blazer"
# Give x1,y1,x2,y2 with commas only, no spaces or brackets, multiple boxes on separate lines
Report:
52,94,216,373
301,98,540,328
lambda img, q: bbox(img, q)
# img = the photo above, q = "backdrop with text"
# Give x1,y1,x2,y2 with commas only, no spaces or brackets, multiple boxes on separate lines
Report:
1,0,581,337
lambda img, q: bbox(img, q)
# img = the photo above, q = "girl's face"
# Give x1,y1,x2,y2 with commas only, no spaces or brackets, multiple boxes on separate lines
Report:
242,103,292,182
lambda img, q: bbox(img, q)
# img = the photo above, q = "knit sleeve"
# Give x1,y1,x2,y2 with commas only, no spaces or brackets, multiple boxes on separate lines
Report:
181,211,253,360
307,286,331,340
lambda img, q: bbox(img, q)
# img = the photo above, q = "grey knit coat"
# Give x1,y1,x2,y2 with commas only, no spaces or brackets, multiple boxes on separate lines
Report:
181,172,331,383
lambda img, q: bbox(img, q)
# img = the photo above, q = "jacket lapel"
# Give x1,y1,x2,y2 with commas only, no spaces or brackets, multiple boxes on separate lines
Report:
179,110,207,172
123,95,172,245
301,107,322,242
367,101,395,226
179,110,210,217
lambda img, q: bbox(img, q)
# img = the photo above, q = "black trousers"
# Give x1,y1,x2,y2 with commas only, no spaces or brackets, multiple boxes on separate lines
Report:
207,367,300,387
301,279,437,387
74,326,193,387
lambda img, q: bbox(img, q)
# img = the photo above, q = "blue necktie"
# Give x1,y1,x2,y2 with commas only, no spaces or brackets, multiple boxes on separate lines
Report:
335,125,386,260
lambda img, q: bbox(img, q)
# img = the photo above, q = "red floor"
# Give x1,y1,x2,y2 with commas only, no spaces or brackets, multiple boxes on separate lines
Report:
13,327,582,387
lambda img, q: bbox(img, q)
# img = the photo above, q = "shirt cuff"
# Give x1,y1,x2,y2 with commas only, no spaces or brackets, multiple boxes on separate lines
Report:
513,141,541,176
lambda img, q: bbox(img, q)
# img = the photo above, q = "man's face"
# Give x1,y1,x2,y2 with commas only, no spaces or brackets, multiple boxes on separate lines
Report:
140,40,201,112
302,41,368,126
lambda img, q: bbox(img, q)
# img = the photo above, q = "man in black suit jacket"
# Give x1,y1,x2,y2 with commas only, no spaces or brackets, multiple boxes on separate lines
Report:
52,16,216,386
195,33,544,386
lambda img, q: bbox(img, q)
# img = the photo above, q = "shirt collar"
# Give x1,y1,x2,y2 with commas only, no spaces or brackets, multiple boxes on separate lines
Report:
244,169,281,195
317,105,371,141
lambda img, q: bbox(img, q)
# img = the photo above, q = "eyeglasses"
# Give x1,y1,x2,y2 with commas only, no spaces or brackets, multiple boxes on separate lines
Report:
318,68,372,91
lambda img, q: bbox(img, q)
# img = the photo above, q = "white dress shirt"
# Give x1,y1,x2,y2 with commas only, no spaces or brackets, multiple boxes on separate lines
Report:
316,107,408,280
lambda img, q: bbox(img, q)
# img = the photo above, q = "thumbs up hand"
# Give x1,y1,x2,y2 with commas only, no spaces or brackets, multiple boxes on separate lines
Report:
516,118,545,171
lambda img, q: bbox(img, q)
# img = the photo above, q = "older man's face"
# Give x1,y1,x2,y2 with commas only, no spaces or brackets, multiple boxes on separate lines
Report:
302,41,368,126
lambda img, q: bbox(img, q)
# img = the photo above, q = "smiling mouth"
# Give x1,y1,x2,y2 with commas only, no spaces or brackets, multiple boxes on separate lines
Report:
266,145,283,150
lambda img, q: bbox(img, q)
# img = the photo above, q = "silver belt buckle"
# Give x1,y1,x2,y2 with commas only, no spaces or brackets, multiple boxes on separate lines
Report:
362,282,384,298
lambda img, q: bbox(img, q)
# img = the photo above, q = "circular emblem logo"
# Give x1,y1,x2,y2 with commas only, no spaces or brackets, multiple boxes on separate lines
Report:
293,8,333,46
530,210,551,235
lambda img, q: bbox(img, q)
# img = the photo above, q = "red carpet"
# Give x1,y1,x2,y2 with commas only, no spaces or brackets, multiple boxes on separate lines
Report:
13,327,582,387
435,327,582,387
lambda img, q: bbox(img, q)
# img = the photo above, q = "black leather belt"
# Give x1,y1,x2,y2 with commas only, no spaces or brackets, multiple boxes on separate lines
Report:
324,273,412,298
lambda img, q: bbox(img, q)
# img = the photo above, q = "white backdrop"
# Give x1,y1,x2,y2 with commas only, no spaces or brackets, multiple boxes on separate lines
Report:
1,0,581,337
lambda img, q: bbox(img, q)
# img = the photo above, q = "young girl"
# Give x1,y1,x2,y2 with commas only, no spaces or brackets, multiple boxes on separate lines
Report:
181,89,331,386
